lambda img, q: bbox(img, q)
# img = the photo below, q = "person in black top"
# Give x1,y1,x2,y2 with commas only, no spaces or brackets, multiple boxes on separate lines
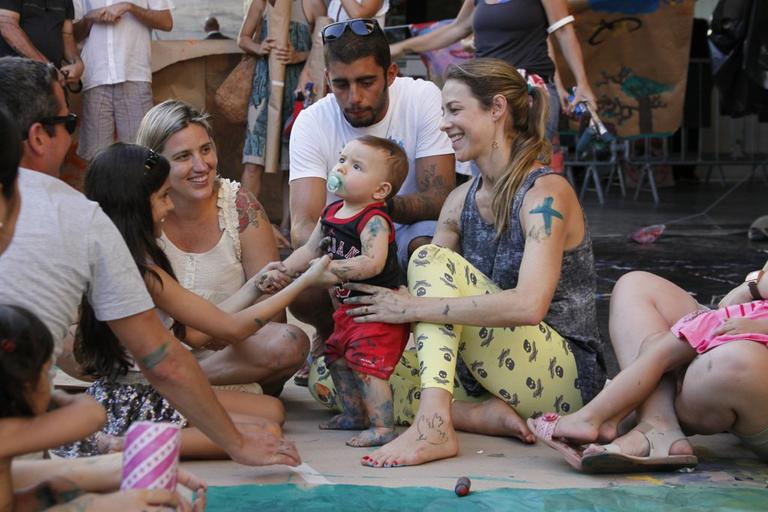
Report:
262,135,409,448
203,16,229,39
0,0,83,85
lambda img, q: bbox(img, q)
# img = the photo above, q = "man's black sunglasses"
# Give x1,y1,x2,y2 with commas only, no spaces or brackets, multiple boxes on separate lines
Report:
40,113,78,135
321,18,382,44
22,113,78,140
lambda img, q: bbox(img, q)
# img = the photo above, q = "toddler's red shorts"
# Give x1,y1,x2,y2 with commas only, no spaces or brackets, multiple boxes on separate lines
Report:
324,303,410,380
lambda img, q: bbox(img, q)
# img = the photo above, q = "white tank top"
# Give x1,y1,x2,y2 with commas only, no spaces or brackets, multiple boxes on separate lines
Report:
159,178,247,305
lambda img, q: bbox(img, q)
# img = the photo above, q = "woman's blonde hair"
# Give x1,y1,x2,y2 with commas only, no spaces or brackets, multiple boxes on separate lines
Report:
445,58,550,237
135,99,214,153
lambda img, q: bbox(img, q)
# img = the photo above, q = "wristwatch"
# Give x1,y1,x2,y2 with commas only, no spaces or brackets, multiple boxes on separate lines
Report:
745,270,765,300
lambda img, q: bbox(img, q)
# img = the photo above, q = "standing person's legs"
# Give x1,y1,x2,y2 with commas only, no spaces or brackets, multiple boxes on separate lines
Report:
78,85,117,161
364,245,582,467
113,81,153,144
242,163,265,199
583,271,700,460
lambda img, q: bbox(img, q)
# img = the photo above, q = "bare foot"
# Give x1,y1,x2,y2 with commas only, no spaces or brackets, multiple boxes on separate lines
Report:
452,397,536,444
346,427,398,447
549,413,601,445
582,426,694,458
319,414,369,430
361,412,458,467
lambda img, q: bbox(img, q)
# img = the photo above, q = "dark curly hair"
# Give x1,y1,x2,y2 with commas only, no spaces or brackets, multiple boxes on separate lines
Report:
0,305,54,418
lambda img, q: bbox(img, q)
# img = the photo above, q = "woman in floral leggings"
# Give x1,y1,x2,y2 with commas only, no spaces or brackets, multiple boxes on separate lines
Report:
308,58,606,467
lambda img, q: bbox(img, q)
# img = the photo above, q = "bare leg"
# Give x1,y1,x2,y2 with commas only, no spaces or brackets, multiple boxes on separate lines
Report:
362,388,458,467
451,397,535,444
552,331,697,444
584,272,699,458
676,340,768,440
180,419,282,459
213,389,285,425
241,163,264,199
319,360,368,430
200,323,308,395
346,372,398,447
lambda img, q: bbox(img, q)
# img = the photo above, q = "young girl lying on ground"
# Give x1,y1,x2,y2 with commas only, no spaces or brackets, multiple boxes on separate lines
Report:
528,296,768,470
53,143,336,460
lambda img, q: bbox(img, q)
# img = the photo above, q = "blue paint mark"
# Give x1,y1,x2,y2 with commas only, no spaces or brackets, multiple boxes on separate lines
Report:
588,0,659,15
529,196,564,235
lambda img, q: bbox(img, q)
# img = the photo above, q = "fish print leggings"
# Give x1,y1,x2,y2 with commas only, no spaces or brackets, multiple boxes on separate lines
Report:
309,244,584,422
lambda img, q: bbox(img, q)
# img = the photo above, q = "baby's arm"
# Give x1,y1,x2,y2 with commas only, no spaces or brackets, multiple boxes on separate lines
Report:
0,391,106,459
259,221,326,293
329,215,390,281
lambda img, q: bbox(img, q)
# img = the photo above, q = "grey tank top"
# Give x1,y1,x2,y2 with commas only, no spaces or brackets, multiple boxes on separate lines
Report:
472,0,555,79
459,168,605,403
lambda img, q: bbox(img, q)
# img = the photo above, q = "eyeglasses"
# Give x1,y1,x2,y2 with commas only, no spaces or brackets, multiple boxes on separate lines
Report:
39,113,78,135
22,113,78,140
144,150,161,173
321,18,382,44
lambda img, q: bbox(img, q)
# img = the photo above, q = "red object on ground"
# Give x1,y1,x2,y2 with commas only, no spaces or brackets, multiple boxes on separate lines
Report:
629,223,666,244
454,476,471,497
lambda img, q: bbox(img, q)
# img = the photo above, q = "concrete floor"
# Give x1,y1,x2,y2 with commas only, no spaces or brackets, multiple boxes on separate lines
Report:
181,380,768,494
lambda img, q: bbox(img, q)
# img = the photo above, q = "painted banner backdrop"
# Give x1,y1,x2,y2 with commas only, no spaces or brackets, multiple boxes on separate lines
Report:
554,0,695,137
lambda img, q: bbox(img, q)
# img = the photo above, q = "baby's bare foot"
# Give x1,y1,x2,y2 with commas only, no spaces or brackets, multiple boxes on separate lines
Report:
346,427,398,447
319,413,369,431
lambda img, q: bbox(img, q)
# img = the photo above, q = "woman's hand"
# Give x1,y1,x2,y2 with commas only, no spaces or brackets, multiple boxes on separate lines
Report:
569,83,597,114
714,317,768,336
257,37,276,57
254,260,292,294
343,283,414,324
272,42,306,64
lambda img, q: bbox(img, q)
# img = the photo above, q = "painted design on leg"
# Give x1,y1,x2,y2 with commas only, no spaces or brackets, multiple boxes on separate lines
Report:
319,361,368,431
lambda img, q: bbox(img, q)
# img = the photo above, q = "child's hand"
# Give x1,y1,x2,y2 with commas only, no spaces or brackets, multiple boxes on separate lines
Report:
302,255,340,288
714,317,768,336
255,261,292,294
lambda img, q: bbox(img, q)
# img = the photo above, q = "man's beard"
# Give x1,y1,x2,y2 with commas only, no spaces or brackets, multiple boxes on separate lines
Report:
343,91,388,128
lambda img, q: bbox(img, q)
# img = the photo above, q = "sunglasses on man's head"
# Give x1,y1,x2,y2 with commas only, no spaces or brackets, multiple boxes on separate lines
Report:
321,18,381,44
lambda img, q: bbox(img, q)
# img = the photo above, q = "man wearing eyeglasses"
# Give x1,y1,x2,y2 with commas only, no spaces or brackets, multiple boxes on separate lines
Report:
287,18,456,381
0,0,84,87
0,56,301,469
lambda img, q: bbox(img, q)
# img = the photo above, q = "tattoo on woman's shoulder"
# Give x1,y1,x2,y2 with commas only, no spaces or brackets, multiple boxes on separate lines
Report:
236,190,264,232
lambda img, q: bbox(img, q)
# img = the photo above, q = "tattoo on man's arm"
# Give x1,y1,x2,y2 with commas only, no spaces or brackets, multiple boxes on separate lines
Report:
141,341,170,369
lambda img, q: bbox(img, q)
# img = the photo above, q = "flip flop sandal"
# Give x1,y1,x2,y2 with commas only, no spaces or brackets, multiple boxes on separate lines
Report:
527,413,585,471
581,422,698,474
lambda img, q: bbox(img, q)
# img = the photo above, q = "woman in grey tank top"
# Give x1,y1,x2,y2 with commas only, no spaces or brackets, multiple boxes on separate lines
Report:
339,58,605,468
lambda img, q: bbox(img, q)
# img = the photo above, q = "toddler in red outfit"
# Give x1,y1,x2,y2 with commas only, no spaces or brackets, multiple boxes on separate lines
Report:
264,135,409,447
